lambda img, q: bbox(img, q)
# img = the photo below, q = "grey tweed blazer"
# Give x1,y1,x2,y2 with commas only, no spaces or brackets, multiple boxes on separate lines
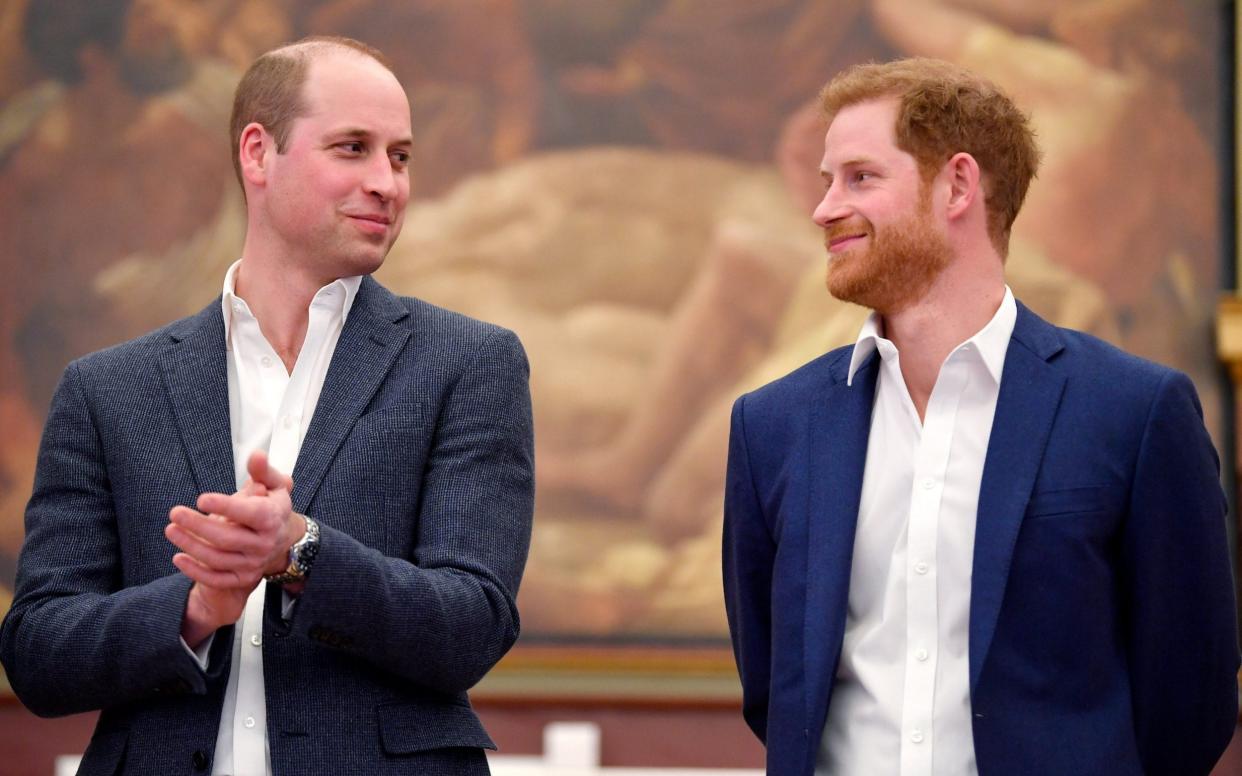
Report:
0,276,534,775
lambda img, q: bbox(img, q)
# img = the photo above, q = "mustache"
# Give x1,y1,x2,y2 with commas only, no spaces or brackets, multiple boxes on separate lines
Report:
823,220,872,248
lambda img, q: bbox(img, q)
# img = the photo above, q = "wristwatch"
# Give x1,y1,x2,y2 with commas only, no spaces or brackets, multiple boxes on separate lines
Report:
265,516,320,585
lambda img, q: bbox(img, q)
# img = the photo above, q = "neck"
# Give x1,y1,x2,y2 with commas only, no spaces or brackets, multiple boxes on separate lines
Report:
881,257,1005,420
233,247,332,371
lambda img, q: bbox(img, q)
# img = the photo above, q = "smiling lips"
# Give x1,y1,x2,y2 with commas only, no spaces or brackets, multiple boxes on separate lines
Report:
828,233,866,252
825,229,869,254
345,212,393,235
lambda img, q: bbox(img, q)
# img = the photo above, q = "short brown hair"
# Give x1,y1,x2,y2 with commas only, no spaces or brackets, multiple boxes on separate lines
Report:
228,35,393,189
820,58,1040,256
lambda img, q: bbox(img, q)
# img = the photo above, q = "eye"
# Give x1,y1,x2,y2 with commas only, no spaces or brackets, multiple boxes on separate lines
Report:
390,150,411,168
853,171,874,183
338,141,364,154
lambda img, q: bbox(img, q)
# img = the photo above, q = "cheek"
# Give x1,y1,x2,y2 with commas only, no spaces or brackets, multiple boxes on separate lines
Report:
390,209,407,239
395,173,411,206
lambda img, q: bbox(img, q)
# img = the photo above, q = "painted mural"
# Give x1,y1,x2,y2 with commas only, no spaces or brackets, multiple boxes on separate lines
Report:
0,0,1225,653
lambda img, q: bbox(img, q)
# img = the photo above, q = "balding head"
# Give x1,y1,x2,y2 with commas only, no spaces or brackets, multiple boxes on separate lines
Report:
228,36,394,190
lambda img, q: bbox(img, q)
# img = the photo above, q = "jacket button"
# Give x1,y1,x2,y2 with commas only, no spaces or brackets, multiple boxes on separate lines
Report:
192,750,210,771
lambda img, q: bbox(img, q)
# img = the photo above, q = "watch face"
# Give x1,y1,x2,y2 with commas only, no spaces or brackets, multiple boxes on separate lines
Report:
294,518,320,575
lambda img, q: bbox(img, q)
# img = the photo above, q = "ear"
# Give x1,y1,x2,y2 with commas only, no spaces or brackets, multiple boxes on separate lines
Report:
238,122,271,189
942,151,981,222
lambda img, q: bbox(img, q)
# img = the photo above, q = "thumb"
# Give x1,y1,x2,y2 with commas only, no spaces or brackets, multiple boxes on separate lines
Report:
247,450,293,492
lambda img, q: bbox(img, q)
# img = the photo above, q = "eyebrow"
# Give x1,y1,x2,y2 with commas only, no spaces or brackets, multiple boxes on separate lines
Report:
330,127,414,147
821,156,879,180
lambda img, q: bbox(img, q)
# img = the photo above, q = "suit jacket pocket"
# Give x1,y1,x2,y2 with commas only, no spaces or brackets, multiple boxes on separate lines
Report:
1025,485,1111,519
354,402,426,434
377,699,497,754
78,728,129,776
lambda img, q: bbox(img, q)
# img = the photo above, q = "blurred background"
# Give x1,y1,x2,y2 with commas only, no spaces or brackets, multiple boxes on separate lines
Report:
0,0,1238,771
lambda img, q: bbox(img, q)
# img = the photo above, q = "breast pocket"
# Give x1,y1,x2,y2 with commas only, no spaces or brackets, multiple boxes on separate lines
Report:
353,402,426,435
1021,485,1121,545
1025,485,1112,519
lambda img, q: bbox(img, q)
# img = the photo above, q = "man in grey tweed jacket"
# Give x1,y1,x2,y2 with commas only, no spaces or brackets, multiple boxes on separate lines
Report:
0,36,532,775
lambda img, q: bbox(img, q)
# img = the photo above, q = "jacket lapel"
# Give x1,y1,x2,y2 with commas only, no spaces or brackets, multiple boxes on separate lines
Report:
805,349,877,727
290,276,411,513
969,303,1066,690
160,301,236,497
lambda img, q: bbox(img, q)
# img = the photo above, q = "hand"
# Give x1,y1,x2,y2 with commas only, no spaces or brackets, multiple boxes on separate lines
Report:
167,452,303,644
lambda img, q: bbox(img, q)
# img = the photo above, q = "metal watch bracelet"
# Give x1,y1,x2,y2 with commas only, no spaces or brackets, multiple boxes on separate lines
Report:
265,516,320,585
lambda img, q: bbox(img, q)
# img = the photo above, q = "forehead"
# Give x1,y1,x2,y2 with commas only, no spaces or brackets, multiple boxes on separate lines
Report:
821,98,905,168
296,52,412,138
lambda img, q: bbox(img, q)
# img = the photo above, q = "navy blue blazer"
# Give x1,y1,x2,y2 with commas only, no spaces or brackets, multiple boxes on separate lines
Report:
723,302,1239,776
1,277,534,775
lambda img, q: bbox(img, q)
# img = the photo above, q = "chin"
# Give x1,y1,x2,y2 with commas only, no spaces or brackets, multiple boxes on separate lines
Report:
345,243,391,276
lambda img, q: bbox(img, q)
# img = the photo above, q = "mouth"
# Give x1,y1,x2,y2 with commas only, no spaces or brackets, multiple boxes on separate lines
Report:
345,213,393,235
826,233,867,253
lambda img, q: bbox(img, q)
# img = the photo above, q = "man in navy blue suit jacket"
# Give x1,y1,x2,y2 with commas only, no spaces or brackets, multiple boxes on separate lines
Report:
1,37,532,774
723,58,1239,775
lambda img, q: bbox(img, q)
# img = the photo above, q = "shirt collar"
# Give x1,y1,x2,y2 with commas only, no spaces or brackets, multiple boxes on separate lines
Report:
966,285,1017,384
221,259,363,343
845,310,885,386
846,285,1017,386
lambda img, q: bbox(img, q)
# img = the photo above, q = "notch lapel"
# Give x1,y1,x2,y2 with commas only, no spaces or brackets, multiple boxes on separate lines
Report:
804,350,877,729
969,304,1066,690
160,302,236,497
290,277,410,513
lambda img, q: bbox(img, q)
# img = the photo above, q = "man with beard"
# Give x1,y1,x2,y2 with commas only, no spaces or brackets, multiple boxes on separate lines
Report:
1,36,533,775
723,58,1239,776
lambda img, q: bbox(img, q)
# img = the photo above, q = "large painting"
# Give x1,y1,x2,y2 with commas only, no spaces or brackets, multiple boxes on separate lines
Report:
0,0,1227,696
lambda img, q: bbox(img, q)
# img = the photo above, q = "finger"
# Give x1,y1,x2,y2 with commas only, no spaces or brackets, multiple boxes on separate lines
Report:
172,552,255,590
238,477,269,498
170,507,268,555
195,492,285,531
247,450,294,492
165,523,256,574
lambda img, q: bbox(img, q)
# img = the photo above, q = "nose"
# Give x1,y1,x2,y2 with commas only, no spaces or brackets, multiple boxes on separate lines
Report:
364,155,402,203
812,182,851,229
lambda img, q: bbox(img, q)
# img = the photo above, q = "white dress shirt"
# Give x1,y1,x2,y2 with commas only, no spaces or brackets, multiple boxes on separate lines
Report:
817,287,1016,776
192,260,361,776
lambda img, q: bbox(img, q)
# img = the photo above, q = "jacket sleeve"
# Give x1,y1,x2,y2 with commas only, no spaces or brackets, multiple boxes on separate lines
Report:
282,328,534,694
0,362,227,717
722,394,776,743
1122,370,1240,775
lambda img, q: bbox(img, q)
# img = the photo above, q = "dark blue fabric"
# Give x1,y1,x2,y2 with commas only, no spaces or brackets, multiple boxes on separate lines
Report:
0,276,534,775
723,301,1239,776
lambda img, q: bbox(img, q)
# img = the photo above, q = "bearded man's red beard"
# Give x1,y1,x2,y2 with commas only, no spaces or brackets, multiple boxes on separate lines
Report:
823,193,952,315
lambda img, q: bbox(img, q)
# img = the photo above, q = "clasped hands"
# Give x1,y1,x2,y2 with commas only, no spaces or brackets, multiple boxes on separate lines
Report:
165,450,307,647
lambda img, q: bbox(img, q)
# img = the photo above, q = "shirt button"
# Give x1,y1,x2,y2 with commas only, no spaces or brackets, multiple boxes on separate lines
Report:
914,561,929,575
250,634,262,647
233,302,244,313
915,648,929,661
244,716,256,729
922,478,936,490
260,356,273,368
911,729,925,744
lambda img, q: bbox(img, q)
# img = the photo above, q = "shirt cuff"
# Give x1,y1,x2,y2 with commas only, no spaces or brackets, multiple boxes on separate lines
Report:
181,633,213,671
